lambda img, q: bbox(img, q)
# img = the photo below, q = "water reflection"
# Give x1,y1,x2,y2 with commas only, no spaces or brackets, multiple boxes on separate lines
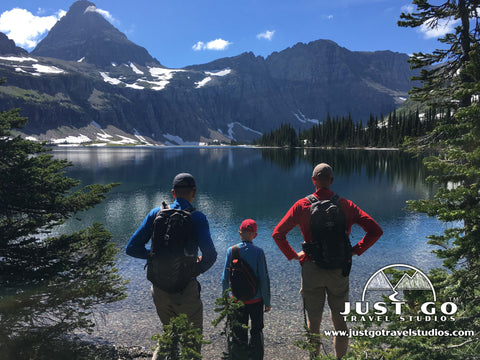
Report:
52,146,438,256
260,148,428,187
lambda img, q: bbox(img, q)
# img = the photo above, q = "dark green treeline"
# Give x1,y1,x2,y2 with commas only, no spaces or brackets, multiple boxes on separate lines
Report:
255,109,442,148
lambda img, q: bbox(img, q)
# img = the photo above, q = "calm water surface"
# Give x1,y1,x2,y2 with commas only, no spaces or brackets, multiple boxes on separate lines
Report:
52,147,445,355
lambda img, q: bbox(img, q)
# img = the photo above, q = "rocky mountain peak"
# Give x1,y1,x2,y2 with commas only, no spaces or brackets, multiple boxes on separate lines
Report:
67,0,97,14
0,32,28,56
31,0,160,68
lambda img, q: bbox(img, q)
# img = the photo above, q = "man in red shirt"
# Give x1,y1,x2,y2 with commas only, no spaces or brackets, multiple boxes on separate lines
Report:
272,163,383,359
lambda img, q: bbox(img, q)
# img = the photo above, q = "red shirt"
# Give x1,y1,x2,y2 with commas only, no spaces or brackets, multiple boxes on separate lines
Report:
272,188,383,264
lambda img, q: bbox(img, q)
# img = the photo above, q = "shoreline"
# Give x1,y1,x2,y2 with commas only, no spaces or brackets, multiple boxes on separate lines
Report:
50,144,399,151
79,302,337,360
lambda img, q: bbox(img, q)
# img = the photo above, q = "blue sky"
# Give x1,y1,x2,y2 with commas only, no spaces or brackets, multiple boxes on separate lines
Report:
0,0,454,69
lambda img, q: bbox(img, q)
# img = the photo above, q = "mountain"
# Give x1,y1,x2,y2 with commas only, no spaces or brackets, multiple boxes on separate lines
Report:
31,0,160,68
0,1,418,145
265,41,412,122
0,33,28,56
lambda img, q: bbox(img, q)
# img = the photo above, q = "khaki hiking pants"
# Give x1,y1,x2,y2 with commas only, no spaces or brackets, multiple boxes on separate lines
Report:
151,279,203,332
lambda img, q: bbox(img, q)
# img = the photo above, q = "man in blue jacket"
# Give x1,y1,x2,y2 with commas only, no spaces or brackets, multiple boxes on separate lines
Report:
126,173,217,336
222,219,271,360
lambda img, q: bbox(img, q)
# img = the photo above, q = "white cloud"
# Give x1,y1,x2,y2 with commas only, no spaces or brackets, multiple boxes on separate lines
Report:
419,18,458,39
192,41,205,51
0,8,66,49
400,5,458,39
84,5,116,24
192,38,232,51
257,30,275,41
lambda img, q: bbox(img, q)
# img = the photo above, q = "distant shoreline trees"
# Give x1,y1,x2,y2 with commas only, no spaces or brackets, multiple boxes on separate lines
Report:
254,109,441,148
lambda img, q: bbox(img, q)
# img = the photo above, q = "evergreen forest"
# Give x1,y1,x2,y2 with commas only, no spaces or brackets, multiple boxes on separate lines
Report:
255,109,442,148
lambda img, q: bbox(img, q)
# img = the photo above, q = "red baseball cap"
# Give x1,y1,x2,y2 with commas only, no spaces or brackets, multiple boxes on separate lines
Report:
239,219,257,233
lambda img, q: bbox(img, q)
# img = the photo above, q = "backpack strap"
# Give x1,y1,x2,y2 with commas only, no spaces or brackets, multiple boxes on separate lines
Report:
306,194,319,204
231,244,240,261
161,199,196,212
307,193,340,204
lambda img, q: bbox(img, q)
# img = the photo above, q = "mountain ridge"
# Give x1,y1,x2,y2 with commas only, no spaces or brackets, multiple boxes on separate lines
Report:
0,0,418,145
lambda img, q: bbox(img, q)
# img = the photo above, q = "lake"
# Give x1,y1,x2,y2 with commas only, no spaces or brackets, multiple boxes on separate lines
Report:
52,146,445,358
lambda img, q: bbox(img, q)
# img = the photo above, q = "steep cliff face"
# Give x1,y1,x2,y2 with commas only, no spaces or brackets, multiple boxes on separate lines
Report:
0,1,417,145
264,40,412,121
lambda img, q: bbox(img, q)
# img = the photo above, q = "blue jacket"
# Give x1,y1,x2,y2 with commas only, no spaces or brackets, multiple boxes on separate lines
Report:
125,197,217,275
222,241,271,307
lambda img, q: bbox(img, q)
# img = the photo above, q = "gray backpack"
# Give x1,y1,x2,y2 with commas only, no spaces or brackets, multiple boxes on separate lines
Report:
302,194,352,275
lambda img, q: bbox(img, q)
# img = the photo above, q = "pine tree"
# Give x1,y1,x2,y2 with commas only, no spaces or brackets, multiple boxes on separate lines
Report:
404,43,480,359
212,290,250,360
398,0,476,108
345,2,480,358
152,314,207,360
0,87,127,358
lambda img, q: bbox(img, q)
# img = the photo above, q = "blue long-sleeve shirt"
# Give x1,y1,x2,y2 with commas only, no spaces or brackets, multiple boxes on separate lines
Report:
125,197,217,275
222,241,271,307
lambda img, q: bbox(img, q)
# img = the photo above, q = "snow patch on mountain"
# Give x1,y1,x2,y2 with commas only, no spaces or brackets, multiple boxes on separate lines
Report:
1,56,65,76
163,133,198,146
129,62,144,75
100,71,123,85
0,56,38,63
195,68,231,88
52,134,91,144
148,67,184,90
205,68,231,76
32,64,64,74
195,76,212,88
293,110,320,125
96,132,113,141
126,83,144,89
225,122,262,141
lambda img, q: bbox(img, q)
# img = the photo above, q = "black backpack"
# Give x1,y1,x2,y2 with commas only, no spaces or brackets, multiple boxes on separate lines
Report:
146,203,198,293
228,244,258,301
302,194,352,275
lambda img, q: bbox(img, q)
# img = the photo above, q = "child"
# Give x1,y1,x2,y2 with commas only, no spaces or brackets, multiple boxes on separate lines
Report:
222,219,271,360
